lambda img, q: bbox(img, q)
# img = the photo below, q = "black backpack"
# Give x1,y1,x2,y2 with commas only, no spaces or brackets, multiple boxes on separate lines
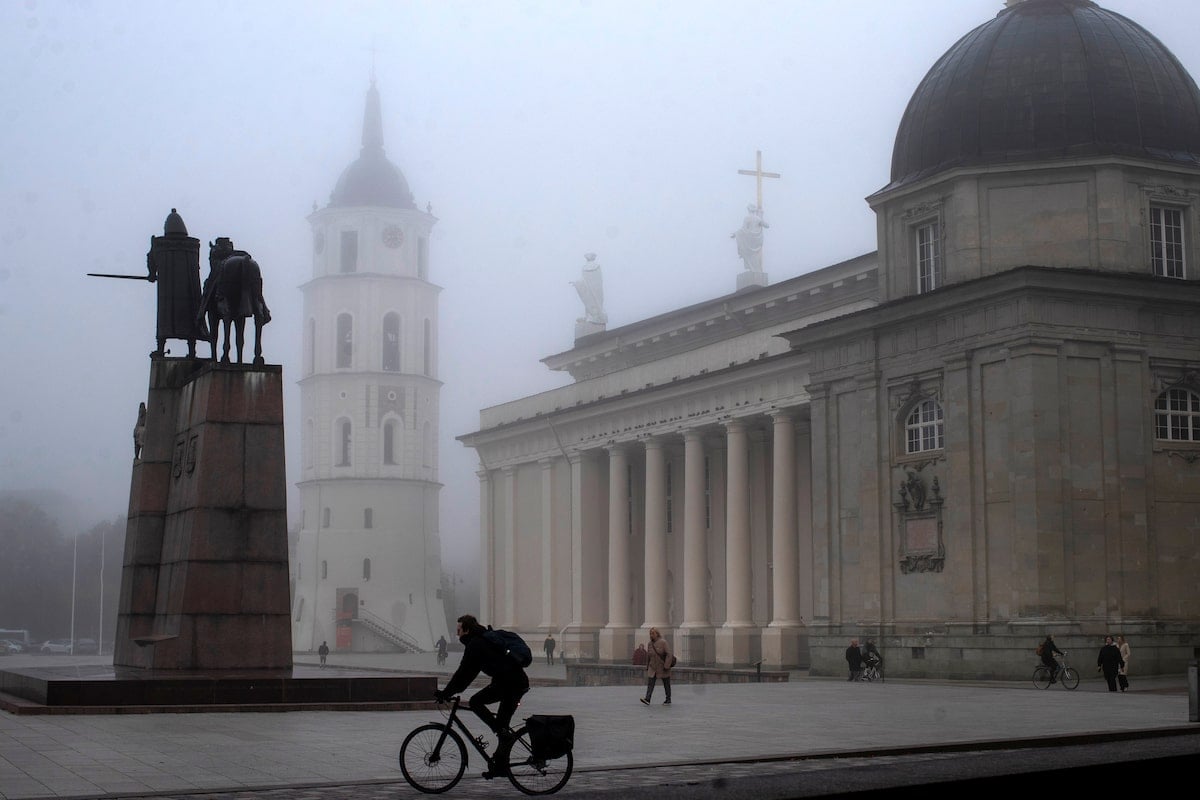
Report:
483,628,533,668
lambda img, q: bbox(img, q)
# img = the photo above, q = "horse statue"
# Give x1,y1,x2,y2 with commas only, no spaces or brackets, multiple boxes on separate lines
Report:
198,238,271,365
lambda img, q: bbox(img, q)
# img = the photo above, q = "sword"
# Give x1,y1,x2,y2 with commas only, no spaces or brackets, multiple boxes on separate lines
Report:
87,273,151,280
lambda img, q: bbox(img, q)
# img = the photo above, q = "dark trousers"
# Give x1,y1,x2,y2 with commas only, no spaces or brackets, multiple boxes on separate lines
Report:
469,675,530,733
1118,673,1129,690
1102,667,1119,691
645,675,671,701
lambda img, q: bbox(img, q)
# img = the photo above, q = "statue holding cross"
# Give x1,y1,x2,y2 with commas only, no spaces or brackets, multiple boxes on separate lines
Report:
732,150,780,274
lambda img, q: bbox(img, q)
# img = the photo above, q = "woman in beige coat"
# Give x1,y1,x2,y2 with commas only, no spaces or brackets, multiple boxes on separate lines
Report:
640,627,673,705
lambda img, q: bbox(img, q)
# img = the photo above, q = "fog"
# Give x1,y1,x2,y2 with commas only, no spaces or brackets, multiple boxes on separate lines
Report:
3,0,1197,581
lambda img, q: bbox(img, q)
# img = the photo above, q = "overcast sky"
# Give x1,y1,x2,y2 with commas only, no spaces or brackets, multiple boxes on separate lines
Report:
3,0,1198,577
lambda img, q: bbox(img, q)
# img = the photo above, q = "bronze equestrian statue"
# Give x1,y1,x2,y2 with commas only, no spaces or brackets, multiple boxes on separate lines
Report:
198,237,272,365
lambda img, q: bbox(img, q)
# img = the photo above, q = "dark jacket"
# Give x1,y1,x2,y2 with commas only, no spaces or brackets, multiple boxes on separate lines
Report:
1097,644,1125,675
1040,637,1062,666
846,645,863,670
443,630,526,696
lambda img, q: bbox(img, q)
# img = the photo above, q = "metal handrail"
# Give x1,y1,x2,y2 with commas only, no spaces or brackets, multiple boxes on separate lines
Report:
355,608,425,653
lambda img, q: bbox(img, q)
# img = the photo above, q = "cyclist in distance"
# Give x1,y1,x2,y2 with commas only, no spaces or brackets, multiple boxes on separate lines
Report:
1040,633,1064,683
435,614,530,740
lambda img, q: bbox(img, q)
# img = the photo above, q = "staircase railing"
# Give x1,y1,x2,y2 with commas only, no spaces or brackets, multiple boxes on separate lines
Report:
355,608,425,653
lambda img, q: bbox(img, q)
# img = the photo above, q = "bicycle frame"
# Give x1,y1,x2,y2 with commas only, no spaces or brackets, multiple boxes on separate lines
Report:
436,696,501,767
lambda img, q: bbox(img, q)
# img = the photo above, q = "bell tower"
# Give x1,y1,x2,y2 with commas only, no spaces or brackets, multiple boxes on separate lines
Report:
293,80,447,653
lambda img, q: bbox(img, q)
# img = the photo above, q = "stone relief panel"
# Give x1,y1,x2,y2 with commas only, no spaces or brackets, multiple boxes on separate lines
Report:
893,467,945,574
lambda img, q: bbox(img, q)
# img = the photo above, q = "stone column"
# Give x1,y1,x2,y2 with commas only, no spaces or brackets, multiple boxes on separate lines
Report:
680,429,712,664
539,457,555,631
643,437,669,630
501,465,517,629
599,445,636,661
478,468,494,624
763,410,803,667
717,419,755,665
567,452,604,660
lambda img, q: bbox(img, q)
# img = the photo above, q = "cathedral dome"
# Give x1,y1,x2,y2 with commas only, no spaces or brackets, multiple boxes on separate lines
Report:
328,81,416,209
887,0,1200,192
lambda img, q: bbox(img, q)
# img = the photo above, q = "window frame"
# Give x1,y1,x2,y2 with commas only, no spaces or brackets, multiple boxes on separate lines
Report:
1155,386,1200,442
1150,203,1187,279
915,219,942,294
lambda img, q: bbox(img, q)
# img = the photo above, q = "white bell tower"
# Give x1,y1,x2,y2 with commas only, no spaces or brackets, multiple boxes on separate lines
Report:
293,80,448,653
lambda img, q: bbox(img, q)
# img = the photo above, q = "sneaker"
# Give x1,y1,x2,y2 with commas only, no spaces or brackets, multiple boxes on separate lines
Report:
639,697,650,705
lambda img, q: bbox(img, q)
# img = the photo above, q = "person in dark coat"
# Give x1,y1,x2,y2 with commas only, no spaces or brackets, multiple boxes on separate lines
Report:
436,614,529,736
1097,635,1125,692
317,641,329,667
846,639,864,681
1041,634,1064,683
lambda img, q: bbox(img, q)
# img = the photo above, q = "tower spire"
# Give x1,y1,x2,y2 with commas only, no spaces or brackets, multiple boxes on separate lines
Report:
362,79,384,153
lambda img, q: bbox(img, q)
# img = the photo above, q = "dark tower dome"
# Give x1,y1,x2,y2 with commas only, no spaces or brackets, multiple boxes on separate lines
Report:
887,0,1200,192
329,81,416,209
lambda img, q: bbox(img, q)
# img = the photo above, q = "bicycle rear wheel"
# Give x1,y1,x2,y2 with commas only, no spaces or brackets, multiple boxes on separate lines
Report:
504,725,573,795
1060,667,1080,690
862,666,878,682
1032,666,1051,689
399,723,467,794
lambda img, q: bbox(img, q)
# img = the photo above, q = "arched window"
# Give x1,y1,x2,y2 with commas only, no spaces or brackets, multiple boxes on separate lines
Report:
337,419,352,466
321,560,328,579
306,318,316,374
304,419,314,468
364,508,373,529
383,419,398,465
363,558,371,581
383,312,401,371
322,508,330,528
1155,387,1200,440
905,398,944,453
336,313,353,368
340,230,358,273
423,318,432,376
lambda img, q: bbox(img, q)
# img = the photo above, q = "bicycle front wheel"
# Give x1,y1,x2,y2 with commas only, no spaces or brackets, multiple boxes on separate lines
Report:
1060,667,1080,690
504,725,574,795
1033,666,1051,689
399,723,467,794
862,666,878,682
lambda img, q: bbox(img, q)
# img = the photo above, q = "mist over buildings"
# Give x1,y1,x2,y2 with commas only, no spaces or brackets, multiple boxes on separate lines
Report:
2,0,1197,588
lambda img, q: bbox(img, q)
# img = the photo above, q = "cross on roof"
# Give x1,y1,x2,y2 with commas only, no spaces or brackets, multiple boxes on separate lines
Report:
737,150,781,211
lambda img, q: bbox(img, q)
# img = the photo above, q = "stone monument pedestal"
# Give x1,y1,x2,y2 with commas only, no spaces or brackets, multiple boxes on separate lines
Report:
736,270,769,291
115,358,291,670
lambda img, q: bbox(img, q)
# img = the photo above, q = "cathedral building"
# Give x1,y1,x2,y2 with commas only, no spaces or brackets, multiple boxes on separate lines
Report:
458,0,1200,678
293,81,449,653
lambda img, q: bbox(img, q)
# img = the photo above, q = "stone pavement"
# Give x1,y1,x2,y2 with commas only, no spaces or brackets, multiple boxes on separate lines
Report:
0,652,1196,799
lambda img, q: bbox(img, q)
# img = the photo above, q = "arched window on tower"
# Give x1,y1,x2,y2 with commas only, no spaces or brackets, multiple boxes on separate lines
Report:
337,418,352,466
340,230,358,273
418,236,429,280
383,419,398,465
336,313,353,368
423,318,432,376
364,508,373,529
383,312,401,371
363,558,371,581
423,421,432,469
306,318,316,375
321,560,327,579
322,508,330,528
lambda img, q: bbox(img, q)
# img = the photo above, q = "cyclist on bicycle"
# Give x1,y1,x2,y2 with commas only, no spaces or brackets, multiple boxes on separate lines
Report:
863,638,882,668
1040,634,1064,683
434,614,530,742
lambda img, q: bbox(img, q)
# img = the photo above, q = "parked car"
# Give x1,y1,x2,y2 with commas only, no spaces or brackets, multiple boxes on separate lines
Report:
40,639,73,654
0,639,25,654
73,638,99,655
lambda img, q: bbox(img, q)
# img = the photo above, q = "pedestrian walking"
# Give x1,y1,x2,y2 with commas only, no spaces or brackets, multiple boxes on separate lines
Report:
845,639,863,681
640,627,673,705
317,641,329,668
544,633,556,665
1097,635,1125,692
1117,635,1131,691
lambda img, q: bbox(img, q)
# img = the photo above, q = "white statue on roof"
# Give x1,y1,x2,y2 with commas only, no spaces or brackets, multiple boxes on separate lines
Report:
732,204,768,272
572,253,607,326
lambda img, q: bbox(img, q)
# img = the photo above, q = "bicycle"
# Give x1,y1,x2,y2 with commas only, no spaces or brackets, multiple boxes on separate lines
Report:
1033,652,1079,689
399,695,573,795
862,657,883,683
